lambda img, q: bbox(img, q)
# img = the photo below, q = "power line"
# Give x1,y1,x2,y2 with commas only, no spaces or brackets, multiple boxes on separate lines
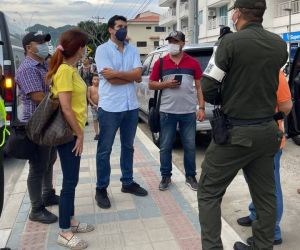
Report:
92,16,105,24
131,0,152,19
125,0,144,18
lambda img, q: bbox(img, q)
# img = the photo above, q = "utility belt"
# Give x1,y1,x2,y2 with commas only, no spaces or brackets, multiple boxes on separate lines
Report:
210,108,281,145
227,117,274,127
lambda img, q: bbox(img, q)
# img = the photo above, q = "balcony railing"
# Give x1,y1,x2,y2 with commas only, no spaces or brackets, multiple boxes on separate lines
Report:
161,8,176,18
276,1,300,17
208,16,228,30
180,2,189,12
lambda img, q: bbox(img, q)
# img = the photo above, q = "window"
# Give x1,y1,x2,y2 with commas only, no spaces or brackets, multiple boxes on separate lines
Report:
146,26,151,30
142,55,153,76
198,10,203,25
137,41,147,47
155,26,166,32
149,53,161,74
154,41,159,47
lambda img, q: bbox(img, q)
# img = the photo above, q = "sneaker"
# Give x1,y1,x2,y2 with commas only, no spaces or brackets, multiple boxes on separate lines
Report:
121,182,148,196
42,189,59,207
237,216,252,227
159,177,171,191
29,207,58,224
185,176,198,191
246,236,282,246
233,242,251,250
95,188,111,209
94,134,99,140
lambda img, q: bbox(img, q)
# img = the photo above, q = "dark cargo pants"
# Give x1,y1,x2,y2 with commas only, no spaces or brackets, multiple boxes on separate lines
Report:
198,121,282,250
28,145,57,211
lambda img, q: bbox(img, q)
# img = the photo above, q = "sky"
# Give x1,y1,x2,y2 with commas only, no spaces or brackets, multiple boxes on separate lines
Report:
0,0,164,28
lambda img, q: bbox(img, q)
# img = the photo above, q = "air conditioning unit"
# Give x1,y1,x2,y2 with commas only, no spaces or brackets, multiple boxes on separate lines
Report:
208,9,216,17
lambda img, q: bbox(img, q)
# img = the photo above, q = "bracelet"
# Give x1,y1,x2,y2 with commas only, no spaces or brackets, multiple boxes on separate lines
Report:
199,107,205,110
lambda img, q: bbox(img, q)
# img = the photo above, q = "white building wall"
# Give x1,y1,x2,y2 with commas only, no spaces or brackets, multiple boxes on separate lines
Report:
198,0,300,45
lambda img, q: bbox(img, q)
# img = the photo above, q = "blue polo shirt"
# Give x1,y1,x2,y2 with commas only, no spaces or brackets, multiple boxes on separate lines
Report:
95,39,142,112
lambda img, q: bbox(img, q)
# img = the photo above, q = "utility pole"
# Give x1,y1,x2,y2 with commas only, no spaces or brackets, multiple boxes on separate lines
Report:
92,16,105,24
188,0,198,44
284,8,292,74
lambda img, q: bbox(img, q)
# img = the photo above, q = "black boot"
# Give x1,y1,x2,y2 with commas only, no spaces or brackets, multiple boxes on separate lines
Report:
233,242,251,250
42,189,59,206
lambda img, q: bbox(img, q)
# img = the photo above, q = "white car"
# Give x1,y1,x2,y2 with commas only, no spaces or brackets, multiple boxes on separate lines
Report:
136,43,214,145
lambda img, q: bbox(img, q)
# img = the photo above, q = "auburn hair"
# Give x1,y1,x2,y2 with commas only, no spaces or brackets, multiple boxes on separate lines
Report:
46,28,89,83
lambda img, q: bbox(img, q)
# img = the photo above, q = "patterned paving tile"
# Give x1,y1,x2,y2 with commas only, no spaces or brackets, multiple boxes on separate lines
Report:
4,128,204,250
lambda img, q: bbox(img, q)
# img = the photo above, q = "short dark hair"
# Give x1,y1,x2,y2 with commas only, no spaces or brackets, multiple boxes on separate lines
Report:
108,15,127,29
92,73,99,78
239,8,265,23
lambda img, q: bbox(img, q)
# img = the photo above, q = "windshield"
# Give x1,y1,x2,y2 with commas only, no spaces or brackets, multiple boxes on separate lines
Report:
184,49,213,71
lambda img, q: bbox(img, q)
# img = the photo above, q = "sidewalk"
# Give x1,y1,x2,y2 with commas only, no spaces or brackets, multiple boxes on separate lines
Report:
0,121,241,250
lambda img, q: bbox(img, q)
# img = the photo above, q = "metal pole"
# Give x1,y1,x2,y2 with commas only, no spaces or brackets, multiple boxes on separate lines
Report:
289,10,292,74
284,8,292,74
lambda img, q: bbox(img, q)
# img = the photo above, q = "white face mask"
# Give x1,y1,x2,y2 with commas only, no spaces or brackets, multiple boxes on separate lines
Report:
231,9,240,31
168,44,181,56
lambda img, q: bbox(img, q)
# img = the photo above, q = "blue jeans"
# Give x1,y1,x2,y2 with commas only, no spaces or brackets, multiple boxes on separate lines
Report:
57,138,81,229
159,112,196,177
247,150,283,240
96,108,138,189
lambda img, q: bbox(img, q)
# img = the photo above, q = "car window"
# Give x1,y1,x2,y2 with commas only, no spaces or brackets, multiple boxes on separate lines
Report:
149,53,161,75
142,55,153,76
184,49,213,71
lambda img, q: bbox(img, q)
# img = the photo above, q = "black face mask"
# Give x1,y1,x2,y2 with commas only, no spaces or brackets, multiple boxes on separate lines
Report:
115,28,127,42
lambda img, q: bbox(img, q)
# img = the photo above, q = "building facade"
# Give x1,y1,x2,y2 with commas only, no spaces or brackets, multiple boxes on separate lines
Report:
127,11,169,60
159,0,196,43
198,0,300,60
160,0,300,60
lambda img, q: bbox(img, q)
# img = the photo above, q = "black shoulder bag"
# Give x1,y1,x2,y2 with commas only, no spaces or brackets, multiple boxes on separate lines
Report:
148,58,163,133
4,85,37,160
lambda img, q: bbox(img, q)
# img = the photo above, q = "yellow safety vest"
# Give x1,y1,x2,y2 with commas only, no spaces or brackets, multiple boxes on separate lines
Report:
0,96,10,147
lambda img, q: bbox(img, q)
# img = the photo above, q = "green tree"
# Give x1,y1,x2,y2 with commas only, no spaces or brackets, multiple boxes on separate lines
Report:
77,20,109,58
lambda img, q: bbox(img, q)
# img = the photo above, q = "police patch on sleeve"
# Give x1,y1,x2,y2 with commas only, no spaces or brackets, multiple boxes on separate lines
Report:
203,46,226,83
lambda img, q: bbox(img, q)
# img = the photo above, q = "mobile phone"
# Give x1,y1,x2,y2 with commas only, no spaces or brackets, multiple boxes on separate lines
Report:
174,75,183,85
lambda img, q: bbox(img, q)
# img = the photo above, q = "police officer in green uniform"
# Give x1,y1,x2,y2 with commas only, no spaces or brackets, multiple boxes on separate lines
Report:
197,1,289,250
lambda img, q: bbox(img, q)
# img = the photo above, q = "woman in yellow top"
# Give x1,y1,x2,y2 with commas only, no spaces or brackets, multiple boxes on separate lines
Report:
46,29,94,250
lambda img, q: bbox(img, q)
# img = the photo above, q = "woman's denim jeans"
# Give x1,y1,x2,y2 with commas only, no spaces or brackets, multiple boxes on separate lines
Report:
57,138,81,229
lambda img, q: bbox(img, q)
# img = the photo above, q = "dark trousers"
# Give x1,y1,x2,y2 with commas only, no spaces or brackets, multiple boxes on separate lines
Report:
28,145,57,212
57,138,80,229
96,108,138,189
198,121,282,250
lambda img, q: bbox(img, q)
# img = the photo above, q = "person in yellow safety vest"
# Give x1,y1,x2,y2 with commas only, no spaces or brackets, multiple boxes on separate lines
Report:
0,94,11,250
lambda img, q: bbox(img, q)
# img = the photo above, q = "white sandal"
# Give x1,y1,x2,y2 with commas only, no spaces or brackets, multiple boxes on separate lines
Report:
71,222,95,233
57,234,88,250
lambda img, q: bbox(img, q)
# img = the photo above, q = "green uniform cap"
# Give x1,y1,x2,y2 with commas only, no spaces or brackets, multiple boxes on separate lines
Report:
228,0,266,11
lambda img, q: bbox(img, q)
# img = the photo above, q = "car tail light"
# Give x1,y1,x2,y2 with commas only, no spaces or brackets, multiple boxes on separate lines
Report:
5,78,13,89
6,113,11,122
4,77,13,103
4,89,13,102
